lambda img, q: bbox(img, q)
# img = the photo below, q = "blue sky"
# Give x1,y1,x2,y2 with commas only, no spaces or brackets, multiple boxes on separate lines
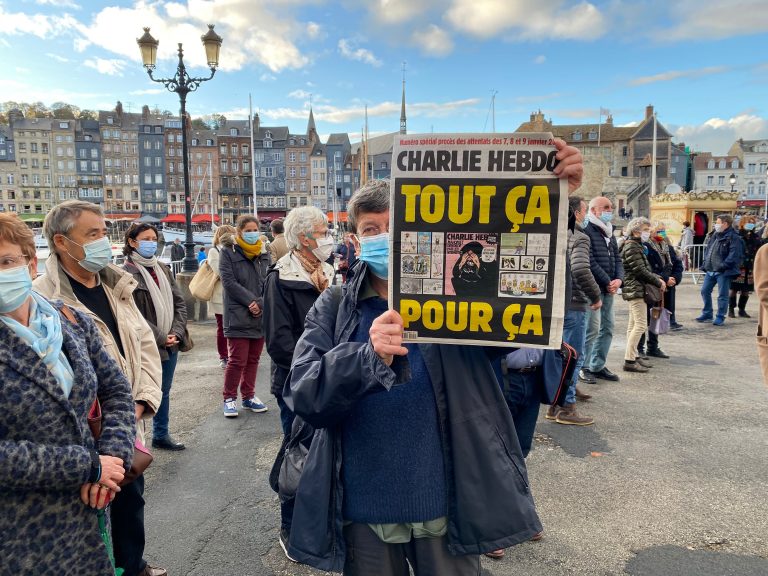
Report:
1,0,767,154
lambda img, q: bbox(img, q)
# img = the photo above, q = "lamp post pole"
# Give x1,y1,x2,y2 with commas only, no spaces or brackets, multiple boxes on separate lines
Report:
137,26,222,274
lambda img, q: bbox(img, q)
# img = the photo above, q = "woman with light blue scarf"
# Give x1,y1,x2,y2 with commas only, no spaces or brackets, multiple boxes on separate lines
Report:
0,213,135,574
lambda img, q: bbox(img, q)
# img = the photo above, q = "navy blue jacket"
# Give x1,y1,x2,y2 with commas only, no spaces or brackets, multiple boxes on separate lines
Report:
283,264,541,572
584,222,624,292
702,226,744,277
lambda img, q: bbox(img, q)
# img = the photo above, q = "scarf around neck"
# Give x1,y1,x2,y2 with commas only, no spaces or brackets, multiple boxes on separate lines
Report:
130,252,174,339
0,292,75,397
588,212,613,237
236,235,263,259
292,249,329,293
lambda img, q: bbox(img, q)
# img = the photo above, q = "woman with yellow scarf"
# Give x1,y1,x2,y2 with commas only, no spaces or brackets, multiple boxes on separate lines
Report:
219,215,270,418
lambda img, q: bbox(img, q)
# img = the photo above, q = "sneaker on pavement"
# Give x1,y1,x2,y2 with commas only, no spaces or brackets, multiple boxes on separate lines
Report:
279,528,298,563
139,565,168,576
670,322,684,330
647,348,669,359
223,398,238,418
623,361,648,373
219,358,228,369
578,369,597,384
242,397,268,413
713,317,725,326
555,403,594,426
592,367,620,381
636,358,653,368
695,314,713,323
484,549,505,559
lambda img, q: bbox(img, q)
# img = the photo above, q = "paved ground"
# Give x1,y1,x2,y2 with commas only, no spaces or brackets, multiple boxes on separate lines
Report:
144,282,768,575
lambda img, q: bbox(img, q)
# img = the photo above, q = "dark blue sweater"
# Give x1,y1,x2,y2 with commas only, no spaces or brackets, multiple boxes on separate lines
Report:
341,296,446,524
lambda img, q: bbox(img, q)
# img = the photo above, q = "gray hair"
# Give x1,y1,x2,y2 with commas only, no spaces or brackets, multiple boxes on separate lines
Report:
626,216,650,237
284,206,327,250
42,200,104,250
347,179,390,233
716,213,733,226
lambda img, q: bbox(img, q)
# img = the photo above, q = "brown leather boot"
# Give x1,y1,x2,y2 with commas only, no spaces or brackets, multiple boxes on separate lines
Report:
555,403,594,426
545,404,563,420
575,386,592,401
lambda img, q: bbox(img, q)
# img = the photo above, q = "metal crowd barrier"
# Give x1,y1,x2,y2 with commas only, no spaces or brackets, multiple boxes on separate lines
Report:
681,244,706,285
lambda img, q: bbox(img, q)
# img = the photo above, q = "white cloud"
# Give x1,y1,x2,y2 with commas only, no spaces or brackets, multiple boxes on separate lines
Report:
45,52,70,63
260,73,277,82
0,5,81,38
83,57,127,76
657,1,768,41
57,1,314,73
362,0,435,24
446,0,606,40
629,66,729,86
338,39,383,67
261,97,480,124
130,88,166,95
35,0,81,8
306,21,322,39
412,24,453,57
670,114,768,156
288,89,312,99
534,55,546,64
0,77,107,106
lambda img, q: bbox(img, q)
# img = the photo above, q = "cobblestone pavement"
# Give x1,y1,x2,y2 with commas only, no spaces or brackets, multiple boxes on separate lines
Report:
144,282,768,575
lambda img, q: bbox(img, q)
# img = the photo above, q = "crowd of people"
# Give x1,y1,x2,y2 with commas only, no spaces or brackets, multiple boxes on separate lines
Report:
3,135,768,575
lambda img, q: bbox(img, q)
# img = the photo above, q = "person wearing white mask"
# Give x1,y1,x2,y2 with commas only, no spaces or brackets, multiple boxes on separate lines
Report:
218,214,270,418
619,217,666,373
580,196,624,384
262,206,334,558
34,200,166,576
122,223,188,452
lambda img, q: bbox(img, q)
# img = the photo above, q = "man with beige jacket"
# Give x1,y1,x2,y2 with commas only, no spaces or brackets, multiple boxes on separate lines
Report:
34,200,165,576
755,243,768,388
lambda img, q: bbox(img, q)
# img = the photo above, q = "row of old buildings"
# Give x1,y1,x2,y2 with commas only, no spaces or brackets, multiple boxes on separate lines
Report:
1,99,766,225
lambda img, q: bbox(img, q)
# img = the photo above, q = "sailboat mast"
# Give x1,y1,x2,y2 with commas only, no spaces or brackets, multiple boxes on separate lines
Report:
249,94,259,220
651,111,657,198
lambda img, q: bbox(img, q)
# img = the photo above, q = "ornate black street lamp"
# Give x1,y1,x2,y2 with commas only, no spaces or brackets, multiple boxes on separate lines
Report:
137,25,222,274
729,173,736,193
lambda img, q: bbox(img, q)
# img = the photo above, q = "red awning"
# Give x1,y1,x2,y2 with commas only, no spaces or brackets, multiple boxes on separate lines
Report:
105,213,140,221
740,200,766,207
256,211,286,221
327,211,348,223
161,214,186,223
192,214,221,223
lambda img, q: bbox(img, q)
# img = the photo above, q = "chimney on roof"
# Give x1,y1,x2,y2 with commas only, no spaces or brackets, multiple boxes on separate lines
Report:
141,105,150,122
605,114,613,126
645,105,654,120
253,113,259,133
115,101,123,121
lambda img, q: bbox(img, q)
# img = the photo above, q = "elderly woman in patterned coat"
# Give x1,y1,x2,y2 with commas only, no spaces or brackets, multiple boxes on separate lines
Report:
0,213,135,575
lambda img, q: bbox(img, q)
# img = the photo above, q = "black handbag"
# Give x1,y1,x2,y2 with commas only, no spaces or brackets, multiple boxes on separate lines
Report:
277,417,314,500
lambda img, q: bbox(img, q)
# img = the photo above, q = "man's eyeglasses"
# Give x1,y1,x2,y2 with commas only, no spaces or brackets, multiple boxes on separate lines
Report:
0,254,30,270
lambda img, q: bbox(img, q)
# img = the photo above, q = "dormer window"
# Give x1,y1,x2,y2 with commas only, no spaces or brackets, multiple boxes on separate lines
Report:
731,159,739,169
707,160,715,169
718,160,726,169
265,131,273,139
230,128,238,136
573,131,582,141
588,130,597,140
107,117,113,124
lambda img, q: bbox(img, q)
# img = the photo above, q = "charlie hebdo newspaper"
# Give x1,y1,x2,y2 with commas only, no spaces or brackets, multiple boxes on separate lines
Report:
388,133,568,348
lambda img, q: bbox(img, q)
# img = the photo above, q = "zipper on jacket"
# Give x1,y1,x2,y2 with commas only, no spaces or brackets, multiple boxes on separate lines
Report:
494,427,530,492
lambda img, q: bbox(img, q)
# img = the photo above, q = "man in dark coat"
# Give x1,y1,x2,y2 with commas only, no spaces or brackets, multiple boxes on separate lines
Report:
696,213,744,326
581,196,624,384
282,139,584,574
450,240,498,297
170,238,184,262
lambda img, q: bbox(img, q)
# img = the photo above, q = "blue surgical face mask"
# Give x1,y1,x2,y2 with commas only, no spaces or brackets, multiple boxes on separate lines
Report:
599,211,614,224
242,231,260,245
580,218,590,230
0,265,33,313
66,236,112,273
745,223,756,231
714,223,723,233
136,240,157,259
358,232,389,279
658,230,667,238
